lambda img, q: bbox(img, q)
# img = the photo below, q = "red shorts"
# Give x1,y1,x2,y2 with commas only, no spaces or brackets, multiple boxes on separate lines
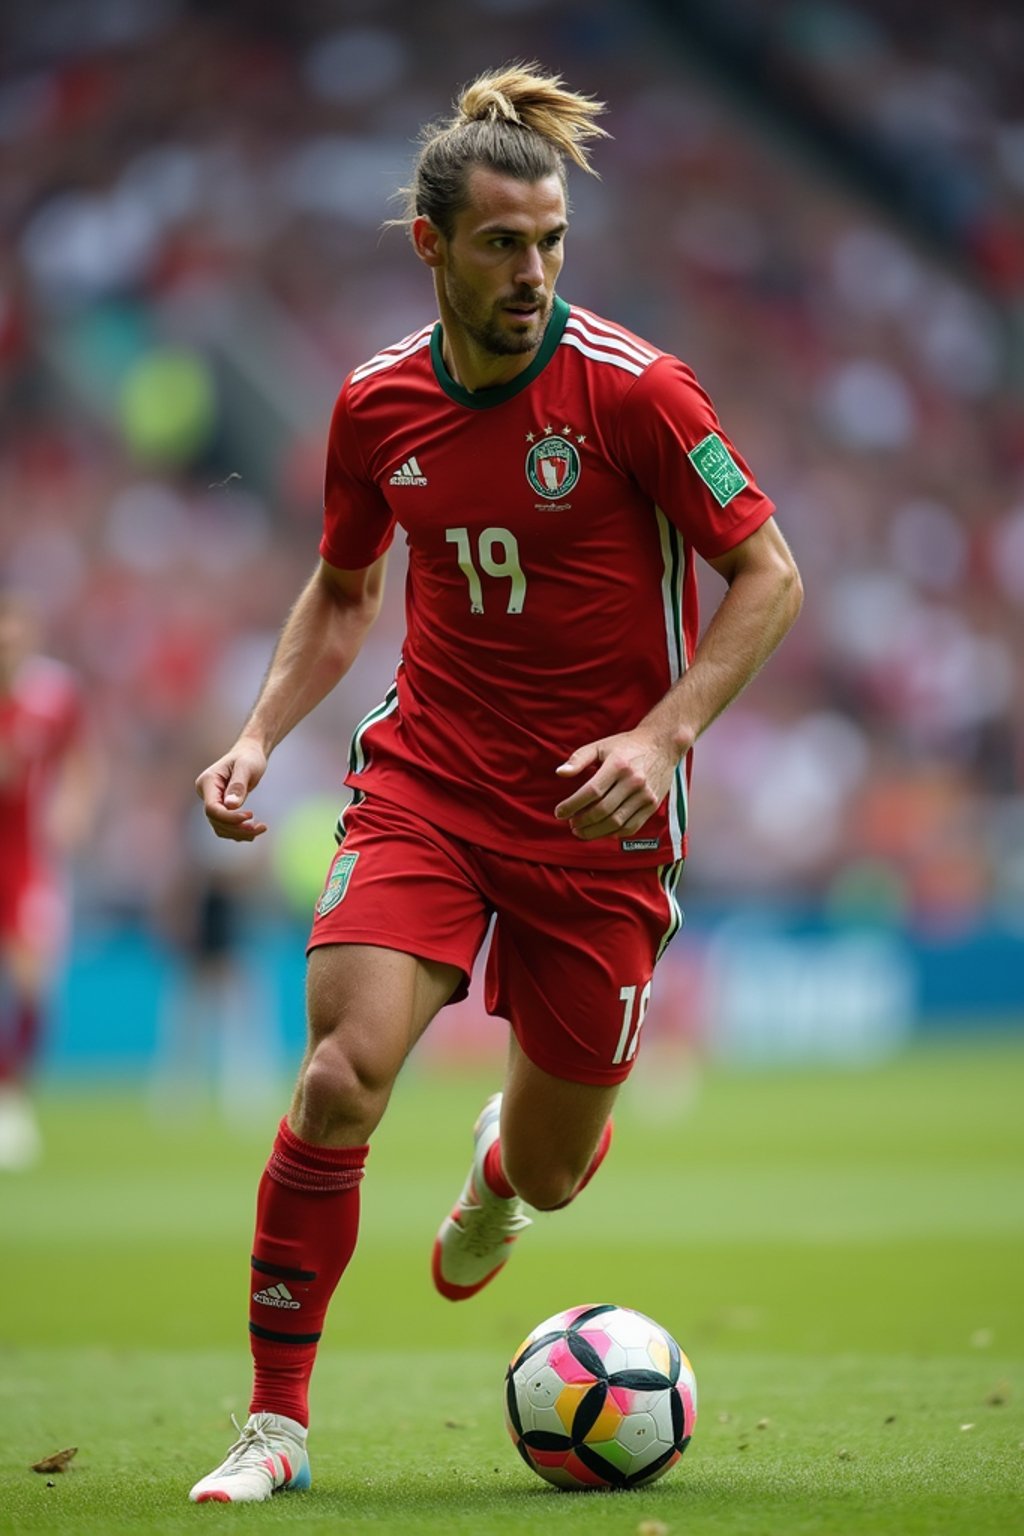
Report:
307,796,684,1086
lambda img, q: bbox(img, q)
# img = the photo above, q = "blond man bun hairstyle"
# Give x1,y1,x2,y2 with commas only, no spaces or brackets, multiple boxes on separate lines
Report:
396,62,608,236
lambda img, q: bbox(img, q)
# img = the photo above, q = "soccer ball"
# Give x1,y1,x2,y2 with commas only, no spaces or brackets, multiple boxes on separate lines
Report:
504,1303,697,1491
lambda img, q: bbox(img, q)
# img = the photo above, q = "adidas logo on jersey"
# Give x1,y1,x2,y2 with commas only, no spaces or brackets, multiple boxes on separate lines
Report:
389,456,428,486
253,1282,301,1310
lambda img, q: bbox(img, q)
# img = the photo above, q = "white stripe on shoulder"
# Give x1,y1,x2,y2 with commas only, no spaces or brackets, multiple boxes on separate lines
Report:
351,326,433,383
364,322,434,361
560,332,646,377
567,309,658,365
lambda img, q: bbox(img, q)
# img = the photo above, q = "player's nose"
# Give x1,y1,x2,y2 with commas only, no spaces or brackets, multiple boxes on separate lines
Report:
514,245,545,287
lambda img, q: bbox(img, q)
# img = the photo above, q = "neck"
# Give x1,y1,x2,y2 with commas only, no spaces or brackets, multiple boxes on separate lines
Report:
434,281,542,394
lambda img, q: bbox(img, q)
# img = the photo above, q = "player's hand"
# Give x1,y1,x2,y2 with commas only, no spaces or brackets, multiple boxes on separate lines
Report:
195,739,269,841
553,729,678,842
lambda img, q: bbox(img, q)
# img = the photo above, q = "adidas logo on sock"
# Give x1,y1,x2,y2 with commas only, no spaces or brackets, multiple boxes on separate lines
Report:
253,1282,301,1310
389,455,428,486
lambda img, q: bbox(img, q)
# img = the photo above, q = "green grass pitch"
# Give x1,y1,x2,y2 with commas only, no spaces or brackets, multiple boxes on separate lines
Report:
1,1036,1021,1534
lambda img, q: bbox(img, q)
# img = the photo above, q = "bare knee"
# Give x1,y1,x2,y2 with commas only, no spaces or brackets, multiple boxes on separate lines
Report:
501,1154,584,1212
293,1032,396,1145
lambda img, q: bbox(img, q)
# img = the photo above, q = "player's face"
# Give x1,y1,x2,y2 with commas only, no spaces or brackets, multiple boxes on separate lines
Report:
439,168,567,359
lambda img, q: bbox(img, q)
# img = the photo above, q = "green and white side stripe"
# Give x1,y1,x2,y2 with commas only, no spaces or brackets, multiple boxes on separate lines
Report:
656,858,686,959
349,678,400,777
655,507,688,859
334,679,400,842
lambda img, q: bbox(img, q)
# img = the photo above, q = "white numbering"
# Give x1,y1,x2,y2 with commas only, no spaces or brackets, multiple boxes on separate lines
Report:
445,526,526,614
613,980,652,1065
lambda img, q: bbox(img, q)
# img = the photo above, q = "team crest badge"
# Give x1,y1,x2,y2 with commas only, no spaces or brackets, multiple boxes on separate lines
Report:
526,435,581,499
315,851,359,917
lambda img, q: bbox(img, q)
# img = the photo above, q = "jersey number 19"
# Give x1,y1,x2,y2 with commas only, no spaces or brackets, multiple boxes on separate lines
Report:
446,527,526,615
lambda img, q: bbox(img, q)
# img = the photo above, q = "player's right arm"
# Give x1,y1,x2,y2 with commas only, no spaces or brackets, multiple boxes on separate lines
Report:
196,555,387,841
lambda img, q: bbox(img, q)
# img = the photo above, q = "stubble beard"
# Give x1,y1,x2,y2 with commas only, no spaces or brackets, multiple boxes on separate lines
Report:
445,271,551,358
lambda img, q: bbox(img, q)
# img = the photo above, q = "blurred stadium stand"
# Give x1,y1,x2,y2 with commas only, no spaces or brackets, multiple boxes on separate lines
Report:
1,0,1022,1073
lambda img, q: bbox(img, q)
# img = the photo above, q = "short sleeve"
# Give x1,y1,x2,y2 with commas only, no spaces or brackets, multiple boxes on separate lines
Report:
617,356,775,559
319,379,397,569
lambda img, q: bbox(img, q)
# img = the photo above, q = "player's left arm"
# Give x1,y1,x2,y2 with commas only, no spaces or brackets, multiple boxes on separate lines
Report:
554,516,802,841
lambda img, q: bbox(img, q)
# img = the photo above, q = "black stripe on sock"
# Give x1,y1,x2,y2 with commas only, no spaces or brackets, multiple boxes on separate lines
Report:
249,1321,322,1346
251,1255,317,1282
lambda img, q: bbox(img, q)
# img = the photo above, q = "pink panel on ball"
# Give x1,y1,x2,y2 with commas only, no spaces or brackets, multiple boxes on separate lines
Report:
608,1385,640,1415
559,1304,602,1327
577,1327,614,1361
548,1337,597,1384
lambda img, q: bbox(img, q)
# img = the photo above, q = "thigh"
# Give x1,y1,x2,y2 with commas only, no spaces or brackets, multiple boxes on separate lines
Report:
300,942,462,1144
307,794,492,1000
306,941,462,1069
484,858,684,1087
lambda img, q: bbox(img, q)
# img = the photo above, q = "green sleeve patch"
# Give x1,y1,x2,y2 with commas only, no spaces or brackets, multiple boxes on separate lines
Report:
688,432,748,507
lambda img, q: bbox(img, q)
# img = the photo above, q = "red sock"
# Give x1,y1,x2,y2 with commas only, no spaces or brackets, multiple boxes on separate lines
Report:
0,997,41,1083
483,1118,613,1207
248,1118,368,1427
13,998,42,1079
483,1139,516,1198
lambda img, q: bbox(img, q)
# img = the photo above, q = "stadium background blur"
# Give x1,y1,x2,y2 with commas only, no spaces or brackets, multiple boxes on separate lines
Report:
2,0,1023,1090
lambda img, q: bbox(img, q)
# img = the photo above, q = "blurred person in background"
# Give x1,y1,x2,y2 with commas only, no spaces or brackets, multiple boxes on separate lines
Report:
0,590,100,1169
190,64,802,1502
149,796,281,1128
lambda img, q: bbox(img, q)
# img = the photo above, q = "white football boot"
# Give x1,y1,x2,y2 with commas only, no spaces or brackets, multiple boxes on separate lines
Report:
432,1092,532,1301
188,1412,311,1503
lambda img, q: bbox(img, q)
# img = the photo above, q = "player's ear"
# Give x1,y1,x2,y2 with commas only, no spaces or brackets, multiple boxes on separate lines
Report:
412,216,445,268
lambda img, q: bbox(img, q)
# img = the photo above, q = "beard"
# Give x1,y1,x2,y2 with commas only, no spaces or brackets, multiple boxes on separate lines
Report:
443,269,551,357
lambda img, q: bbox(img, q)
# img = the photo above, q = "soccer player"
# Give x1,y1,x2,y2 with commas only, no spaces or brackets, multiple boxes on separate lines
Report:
0,592,98,1168
189,64,803,1502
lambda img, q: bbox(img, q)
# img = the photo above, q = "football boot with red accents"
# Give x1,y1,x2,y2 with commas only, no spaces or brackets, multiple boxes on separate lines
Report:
432,1092,532,1301
188,1412,310,1503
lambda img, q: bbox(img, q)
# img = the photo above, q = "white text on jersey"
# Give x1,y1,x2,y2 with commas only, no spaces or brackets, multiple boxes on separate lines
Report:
389,456,428,486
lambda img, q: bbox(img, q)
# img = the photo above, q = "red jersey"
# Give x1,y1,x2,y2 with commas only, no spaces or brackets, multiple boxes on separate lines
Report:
320,297,775,868
0,656,83,886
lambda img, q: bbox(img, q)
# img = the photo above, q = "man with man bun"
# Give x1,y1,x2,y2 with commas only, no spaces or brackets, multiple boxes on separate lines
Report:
190,63,802,1502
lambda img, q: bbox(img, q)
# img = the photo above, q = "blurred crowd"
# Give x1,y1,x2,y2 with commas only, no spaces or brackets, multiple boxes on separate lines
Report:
658,0,1024,295
1,0,1022,941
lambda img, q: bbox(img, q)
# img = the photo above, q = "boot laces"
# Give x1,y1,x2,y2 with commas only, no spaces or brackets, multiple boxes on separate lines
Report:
220,1415,281,1469
458,1188,532,1258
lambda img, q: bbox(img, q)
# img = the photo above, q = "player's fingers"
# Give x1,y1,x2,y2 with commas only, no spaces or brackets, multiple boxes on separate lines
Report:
566,781,634,831
195,764,232,808
570,790,652,841
562,757,652,825
205,801,251,824
555,741,601,778
553,745,604,817
554,761,623,819
210,813,268,842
